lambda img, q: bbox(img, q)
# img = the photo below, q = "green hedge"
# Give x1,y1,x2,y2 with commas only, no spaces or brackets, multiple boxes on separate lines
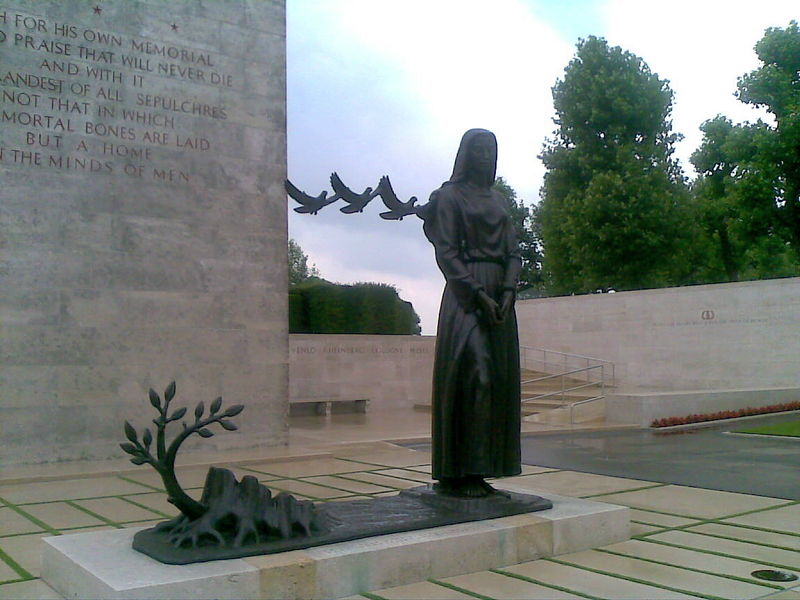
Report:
289,280,421,335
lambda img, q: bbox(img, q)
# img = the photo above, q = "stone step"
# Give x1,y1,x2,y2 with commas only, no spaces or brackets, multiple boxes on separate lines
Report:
524,398,607,424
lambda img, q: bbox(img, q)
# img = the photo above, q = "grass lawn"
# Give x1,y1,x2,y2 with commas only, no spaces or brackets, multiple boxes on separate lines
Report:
734,420,800,437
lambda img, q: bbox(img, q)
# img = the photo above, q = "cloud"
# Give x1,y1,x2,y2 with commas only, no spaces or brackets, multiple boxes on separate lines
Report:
288,0,797,333
602,0,797,174
287,0,574,333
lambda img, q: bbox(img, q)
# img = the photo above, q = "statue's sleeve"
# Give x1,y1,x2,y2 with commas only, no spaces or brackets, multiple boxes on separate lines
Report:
422,191,483,311
503,213,522,292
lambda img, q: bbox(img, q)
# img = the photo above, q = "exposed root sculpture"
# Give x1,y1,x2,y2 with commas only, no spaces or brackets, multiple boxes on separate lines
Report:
121,382,329,548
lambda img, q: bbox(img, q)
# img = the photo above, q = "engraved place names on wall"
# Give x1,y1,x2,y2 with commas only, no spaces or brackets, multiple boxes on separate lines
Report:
651,314,769,327
0,6,236,185
291,345,432,355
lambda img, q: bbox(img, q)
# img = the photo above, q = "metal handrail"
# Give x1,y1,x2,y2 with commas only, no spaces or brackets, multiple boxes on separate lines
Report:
521,365,604,385
520,345,613,425
569,394,605,424
521,380,602,402
520,345,615,386
521,346,613,364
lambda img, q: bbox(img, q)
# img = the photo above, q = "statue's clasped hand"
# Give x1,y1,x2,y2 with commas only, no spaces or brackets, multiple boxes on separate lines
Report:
477,289,509,326
498,289,515,321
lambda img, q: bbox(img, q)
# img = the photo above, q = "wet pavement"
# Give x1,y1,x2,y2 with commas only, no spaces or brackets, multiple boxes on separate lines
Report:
3,413,800,598
408,413,800,500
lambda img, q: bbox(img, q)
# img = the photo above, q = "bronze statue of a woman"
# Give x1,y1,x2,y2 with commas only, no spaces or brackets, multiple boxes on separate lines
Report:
286,128,523,499
422,129,522,498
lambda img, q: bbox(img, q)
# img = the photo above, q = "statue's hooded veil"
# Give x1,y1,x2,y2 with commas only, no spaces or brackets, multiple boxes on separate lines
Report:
449,128,498,185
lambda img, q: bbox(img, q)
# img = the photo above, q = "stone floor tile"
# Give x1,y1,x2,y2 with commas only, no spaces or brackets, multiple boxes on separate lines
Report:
325,495,372,502
557,549,774,598
602,539,799,588
504,559,695,599
115,470,166,489
229,467,281,482
0,559,20,583
376,469,434,484
439,570,582,599
758,589,800,599
0,533,50,578
0,477,153,504
73,497,164,523
47,526,113,535
121,519,162,528
375,580,477,599
629,509,700,528
595,485,786,519
289,411,429,448
120,492,176,517
0,579,63,599
724,504,800,536
502,470,654,497
304,475,395,495
631,522,662,536
338,449,432,468
687,523,800,551
0,508,45,537
647,530,800,571
123,465,271,490
243,458,378,478
520,464,561,475
338,472,422,490
21,503,105,530
403,464,432,474
267,479,351,500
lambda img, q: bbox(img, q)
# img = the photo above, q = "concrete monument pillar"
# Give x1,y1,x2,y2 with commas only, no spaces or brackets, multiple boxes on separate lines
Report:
0,0,288,465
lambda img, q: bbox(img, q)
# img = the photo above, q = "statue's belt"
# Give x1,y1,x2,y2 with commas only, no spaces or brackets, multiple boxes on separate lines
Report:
463,256,505,265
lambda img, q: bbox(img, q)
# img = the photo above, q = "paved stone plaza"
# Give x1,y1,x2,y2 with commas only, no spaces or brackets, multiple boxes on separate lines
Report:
0,410,798,599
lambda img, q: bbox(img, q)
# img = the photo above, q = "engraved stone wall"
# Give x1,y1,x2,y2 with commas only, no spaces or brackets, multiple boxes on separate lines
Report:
289,335,436,409
517,277,800,391
0,0,288,465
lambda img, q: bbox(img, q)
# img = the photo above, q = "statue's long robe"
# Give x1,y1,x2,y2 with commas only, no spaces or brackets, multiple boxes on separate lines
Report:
423,179,522,480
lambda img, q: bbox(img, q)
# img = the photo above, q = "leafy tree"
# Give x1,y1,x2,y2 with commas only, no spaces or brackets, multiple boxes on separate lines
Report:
492,177,544,293
289,280,421,335
538,36,690,295
287,239,419,334
288,238,320,286
690,117,792,280
691,21,800,280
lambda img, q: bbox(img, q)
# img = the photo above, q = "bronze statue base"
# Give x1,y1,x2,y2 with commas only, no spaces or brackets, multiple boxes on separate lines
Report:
133,485,552,564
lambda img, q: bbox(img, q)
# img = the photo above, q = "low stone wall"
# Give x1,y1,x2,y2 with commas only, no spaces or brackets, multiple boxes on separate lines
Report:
289,335,436,410
517,277,800,392
607,388,800,427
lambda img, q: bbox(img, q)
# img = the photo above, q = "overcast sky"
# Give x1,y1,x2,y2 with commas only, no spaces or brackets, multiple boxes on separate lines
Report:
285,0,797,334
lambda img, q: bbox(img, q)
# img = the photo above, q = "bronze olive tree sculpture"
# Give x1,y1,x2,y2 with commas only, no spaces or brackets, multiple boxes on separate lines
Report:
121,382,326,550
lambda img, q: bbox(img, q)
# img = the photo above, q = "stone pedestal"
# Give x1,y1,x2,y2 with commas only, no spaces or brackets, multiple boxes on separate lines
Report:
42,490,629,599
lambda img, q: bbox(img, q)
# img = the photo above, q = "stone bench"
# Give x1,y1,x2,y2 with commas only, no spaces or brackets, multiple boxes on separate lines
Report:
289,398,369,417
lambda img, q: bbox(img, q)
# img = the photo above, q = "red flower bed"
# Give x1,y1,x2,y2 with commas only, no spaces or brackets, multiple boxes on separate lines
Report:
650,401,800,428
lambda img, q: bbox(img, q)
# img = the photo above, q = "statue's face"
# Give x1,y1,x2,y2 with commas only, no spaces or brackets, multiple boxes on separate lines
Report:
468,135,495,174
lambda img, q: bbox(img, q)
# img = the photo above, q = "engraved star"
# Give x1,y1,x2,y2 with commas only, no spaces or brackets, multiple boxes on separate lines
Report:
170,23,178,31
93,5,102,14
